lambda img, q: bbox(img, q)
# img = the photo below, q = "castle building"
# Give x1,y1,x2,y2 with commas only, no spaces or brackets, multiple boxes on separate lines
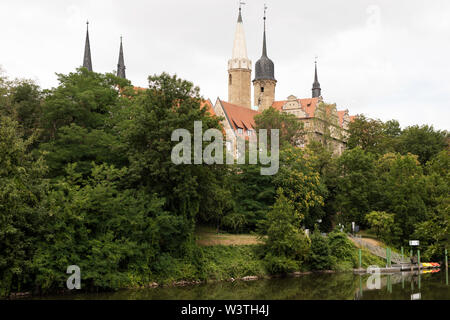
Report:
79,6,354,156
214,7,354,156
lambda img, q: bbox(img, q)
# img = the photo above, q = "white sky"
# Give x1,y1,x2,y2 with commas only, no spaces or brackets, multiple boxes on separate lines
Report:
0,0,449,130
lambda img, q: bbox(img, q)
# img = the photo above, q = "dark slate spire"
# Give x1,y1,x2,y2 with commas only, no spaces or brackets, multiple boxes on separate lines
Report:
312,58,322,98
238,4,243,23
254,6,275,81
117,36,126,79
83,21,93,72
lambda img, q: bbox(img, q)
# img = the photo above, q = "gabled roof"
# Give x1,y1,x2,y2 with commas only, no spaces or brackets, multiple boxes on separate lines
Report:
201,99,215,116
272,97,320,118
219,100,260,131
337,110,348,127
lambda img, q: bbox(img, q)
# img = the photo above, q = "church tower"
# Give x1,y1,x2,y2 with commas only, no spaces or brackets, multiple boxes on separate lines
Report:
117,36,126,79
83,21,93,71
253,6,276,112
312,59,322,98
228,6,252,109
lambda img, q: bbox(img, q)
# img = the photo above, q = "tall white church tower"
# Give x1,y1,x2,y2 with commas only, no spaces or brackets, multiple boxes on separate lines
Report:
228,6,252,109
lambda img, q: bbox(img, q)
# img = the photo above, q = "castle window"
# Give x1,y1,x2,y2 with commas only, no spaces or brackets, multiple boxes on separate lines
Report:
261,87,265,93
229,74,232,85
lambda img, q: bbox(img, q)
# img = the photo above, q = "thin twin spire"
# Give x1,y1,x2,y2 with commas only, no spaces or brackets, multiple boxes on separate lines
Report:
117,36,126,79
82,21,126,79
83,21,93,72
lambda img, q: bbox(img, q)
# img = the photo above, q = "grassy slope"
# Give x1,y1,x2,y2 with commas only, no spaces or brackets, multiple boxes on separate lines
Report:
148,228,387,285
195,226,262,246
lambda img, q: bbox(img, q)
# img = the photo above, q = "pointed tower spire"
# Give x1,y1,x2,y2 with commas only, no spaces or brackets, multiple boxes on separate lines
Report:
262,5,267,57
254,4,275,82
238,2,243,23
231,2,249,60
228,3,252,109
253,4,277,111
83,21,93,72
312,57,322,98
117,36,126,79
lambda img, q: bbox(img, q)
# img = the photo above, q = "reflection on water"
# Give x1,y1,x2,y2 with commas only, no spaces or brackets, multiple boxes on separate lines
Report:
35,269,449,300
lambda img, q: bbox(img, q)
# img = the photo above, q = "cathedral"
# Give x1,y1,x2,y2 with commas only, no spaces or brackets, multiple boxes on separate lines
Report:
80,7,354,156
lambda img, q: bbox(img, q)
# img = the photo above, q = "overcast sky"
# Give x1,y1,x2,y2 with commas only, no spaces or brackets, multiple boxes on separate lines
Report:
1,0,449,130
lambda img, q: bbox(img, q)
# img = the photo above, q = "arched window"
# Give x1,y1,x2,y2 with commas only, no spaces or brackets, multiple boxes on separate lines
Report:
261,86,265,93
229,74,232,85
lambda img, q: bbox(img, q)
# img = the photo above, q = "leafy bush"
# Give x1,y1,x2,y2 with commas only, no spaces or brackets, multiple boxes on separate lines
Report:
328,230,358,269
33,164,166,292
308,231,332,271
261,189,311,274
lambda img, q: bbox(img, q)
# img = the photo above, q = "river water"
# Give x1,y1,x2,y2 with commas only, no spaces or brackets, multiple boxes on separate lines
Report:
34,269,449,300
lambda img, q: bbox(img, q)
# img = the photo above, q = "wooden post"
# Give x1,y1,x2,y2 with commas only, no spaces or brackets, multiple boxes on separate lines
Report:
418,273,421,290
418,249,421,271
387,248,391,268
390,248,392,268
359,249,362,269
445,248,448,269
386,247,389,268
444,248,448,286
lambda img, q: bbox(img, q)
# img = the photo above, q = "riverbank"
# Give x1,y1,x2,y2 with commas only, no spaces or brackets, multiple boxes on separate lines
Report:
6,243,386,299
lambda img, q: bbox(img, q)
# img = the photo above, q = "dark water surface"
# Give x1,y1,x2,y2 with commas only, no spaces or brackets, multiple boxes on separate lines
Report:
35,270,449,300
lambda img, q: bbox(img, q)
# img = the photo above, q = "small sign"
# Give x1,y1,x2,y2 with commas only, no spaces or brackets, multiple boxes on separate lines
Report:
409,240,420,246
411,293,421,300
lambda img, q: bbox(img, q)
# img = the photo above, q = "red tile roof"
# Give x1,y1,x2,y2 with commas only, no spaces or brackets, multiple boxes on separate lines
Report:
337,111,347,127
220,100,260,131
272,98,320,118
201,99,215,116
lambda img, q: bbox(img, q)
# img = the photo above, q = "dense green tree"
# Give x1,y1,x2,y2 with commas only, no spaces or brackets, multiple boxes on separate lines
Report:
305,141,338,232
396,125,448,165
0,116,48,295
412,150,450,260
39,69,131,177
229,161,275,232
347,115,400,155
254,107,305,147
41,68,131,138
33,163,166,291
375,153,427,242
0,80,42,140
273,145,326,228
120,73,224,252
308,231,332,270
365,211,401,244
347,115,385,153
334,147,380,227
261,189,311,274
327,230,358,270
